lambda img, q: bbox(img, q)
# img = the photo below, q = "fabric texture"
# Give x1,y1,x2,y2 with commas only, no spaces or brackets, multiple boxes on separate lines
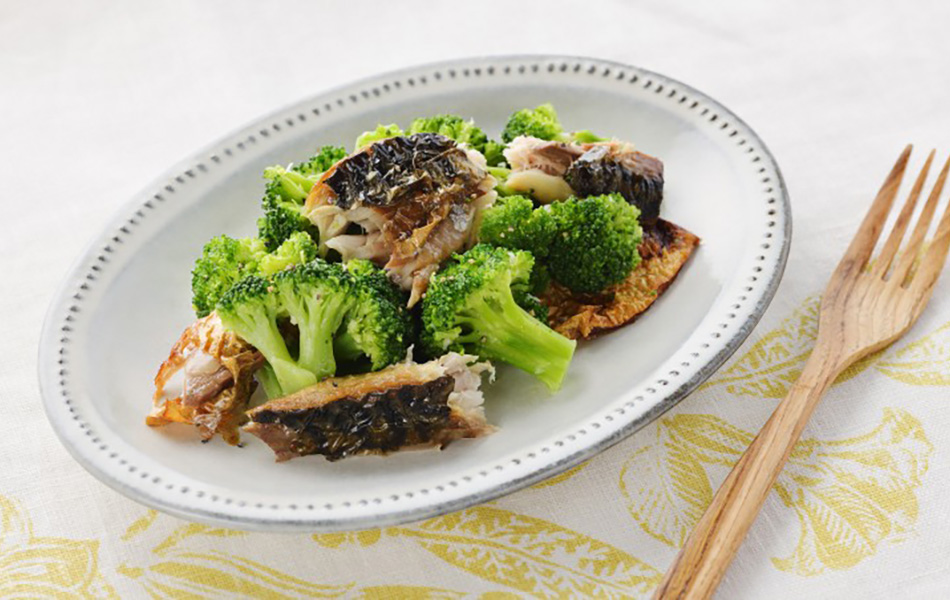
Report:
3,1,950,597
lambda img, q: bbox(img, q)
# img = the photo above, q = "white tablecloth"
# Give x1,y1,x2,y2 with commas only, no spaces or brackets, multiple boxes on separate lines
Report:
5,1,950,597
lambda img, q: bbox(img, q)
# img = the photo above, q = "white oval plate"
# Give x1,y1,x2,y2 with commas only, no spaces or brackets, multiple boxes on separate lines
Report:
39,56,790,532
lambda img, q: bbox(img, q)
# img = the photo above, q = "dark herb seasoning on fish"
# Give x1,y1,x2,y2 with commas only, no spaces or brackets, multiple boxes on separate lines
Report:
250,376,455,461
244,353,494,462
306,134,497,306
323,133,477,209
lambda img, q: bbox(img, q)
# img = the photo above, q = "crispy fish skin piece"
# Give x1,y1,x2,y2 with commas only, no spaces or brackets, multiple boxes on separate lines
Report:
244,353,494,462
542,219,699,339
147,313,263,445
304,133,496,305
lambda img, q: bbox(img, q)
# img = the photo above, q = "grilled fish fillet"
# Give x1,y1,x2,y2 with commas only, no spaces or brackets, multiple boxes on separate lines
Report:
147,313,263,444
504,136,664,221
245,353,494,462
542,219,699,339
305,133,497,306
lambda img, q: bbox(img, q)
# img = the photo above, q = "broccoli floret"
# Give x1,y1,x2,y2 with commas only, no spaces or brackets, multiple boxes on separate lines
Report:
355,124,404,150
338,259,413,370
482,141,506,167
217,276,317,396
191,236,267,318
421,244,576,391
501,103,604,145
193,231,319,318
478,193,643,294
293,145,346,178
257,147,342,251
501,103,564,143
408,114,485,147
218,257,411,397
407,114,506,166
257,193,316,252
258,231,319,276
263,165,319,204
527,262,551,296
513,288,549,325
547,194,643,293
477,195,556,259
273,261,354,381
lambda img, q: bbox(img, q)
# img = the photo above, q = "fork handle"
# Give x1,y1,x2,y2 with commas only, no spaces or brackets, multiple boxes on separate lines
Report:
653,345,844,600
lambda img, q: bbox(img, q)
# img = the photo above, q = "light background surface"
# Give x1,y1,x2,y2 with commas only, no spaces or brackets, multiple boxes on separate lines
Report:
4,1,950,597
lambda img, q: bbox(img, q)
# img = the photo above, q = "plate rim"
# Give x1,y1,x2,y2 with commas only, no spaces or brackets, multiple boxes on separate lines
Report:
38,54,791,532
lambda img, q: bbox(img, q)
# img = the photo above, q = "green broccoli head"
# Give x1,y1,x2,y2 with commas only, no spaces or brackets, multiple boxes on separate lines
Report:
258,231,319,276
407,114,505,166
408,114,486,147
257,147,341,251
421,244,575,391
216,257,413,398
293,145,347,178
193,228,319,317
501,103,564,143
263,165,319,204
337,259,413,370
354,123,404,150
273,260,354,381
500,103,604,145
477,195,557,259
547,194,643,293
191,235,267,318
257,191,318,252
512,288,549,325
217,275,317,396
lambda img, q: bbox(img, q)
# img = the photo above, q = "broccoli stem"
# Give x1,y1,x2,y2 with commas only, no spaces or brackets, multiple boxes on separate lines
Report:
460,286,576,391
220,310,316,395
293,294,351,380
256,364,283,399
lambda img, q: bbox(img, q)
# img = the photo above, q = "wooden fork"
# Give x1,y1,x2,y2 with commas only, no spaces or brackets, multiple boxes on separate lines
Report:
654,146,950,600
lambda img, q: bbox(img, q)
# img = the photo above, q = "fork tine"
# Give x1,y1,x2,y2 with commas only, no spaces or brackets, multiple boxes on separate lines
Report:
835,145,912,278
873,150,934,278
909,184,950,298
892,154,950,284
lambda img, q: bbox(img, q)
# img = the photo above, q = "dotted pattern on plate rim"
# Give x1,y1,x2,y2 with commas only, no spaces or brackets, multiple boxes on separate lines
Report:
53,58,786,515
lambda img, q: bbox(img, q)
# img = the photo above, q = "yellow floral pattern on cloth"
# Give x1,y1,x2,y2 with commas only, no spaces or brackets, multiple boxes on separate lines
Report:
391,507,661,598
117,519,353,598
702,297,880,397
877,321,950,385
704,296,950,397
0,495,118,598
620,408,932,576
312,506,661,598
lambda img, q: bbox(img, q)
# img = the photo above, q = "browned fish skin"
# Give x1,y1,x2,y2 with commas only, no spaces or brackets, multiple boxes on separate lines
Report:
245,353,493,462
147,313,263,445
322,133,478,209
249,376,455,461
542,219,699,339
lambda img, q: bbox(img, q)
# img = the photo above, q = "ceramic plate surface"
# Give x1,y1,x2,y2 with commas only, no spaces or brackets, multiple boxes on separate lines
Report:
39,55,790,532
